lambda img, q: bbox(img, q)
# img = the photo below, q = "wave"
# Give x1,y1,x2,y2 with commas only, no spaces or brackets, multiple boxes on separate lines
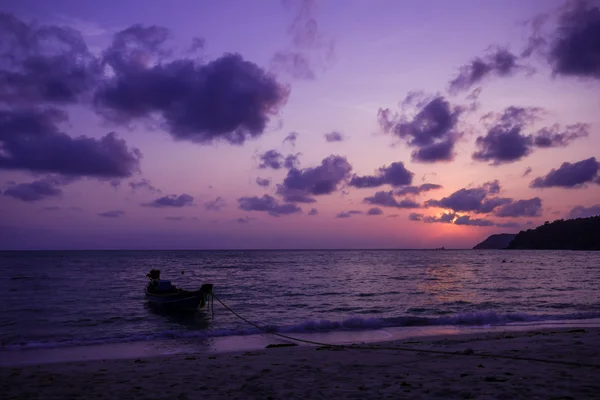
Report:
3,310,600,351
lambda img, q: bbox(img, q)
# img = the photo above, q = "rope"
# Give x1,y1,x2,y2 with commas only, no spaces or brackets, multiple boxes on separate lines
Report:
211,293,600,369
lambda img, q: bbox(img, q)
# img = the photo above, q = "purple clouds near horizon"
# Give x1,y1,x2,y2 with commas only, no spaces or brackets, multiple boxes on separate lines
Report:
324,131,344,142
276,155,352,203
349,162,414,188
530,157,600,188
425,180,542,218
142,194,194,208
204,196,226,211
256,177,271,187
568,204,600,219
3,178,63,202
238,194,301,217
395,183,442,196
98,210,125,218
363,191,420,209
472,107,588,164
378,95,463,163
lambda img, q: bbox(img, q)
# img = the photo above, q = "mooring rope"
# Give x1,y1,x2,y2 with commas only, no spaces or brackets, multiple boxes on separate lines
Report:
210,293,600,369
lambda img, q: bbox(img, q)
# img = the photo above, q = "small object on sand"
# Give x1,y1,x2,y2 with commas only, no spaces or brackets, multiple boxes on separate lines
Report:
502,259,506,263
266,343,298,348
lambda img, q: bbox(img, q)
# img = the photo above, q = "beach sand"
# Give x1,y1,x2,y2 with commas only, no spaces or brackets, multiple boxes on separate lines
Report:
2,327,599,399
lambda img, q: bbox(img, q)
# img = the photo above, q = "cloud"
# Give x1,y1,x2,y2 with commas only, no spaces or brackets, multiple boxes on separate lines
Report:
526,1,600,80
496,221,521,229
449,47,522,92
283,131,298,147
238,194,301,217
0,108,142,177
308,208,318,215
258,150,300,169
324,131,344,142
363,191,420,209
378,95,463,162
395,183,442,196
523,167,533,177
271,0,335,80
129,179,161,193
0,13,101,106
276,155,352,202
204,196,226,211
367,207,383,216
142,194,194,208
3,178,63,202
256,177,271,187
236,217,251,224
568,204,600,219
530,157,600,188
98,210,124,218
454,215,495,226
95,25,289,145
335,210,363,218
349,162,414,188
472,106,588,164
494,198,542,217
425,180,506,213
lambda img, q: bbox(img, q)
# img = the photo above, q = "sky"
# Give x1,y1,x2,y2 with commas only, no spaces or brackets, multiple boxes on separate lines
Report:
0,0,599,250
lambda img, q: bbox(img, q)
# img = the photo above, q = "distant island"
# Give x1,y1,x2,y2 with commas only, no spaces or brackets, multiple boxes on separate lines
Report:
507,216,600,250
473,216,600,250
473,233,517,249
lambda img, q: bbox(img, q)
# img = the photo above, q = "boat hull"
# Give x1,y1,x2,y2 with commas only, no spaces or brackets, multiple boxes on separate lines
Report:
144,289,204,310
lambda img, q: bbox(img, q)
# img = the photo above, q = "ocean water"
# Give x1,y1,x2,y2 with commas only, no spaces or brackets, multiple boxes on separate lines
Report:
1,250,600,352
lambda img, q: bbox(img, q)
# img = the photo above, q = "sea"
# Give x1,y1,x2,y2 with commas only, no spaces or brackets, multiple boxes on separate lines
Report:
2,250,600,364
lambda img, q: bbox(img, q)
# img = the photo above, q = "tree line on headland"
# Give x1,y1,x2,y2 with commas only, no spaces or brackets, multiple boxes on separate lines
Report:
473,216,600,250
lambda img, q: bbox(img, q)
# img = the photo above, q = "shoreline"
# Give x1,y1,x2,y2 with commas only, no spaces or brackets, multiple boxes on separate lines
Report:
3,318,600,367
2,327,599,399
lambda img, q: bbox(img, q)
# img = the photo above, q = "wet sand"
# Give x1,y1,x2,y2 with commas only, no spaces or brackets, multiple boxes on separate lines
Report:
2,327,599,399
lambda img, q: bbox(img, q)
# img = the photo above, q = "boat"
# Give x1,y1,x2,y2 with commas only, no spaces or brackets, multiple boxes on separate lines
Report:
145,269,213,311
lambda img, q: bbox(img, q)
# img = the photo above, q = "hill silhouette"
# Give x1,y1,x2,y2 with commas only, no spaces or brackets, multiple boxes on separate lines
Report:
473,233,517,249
506,216,600,250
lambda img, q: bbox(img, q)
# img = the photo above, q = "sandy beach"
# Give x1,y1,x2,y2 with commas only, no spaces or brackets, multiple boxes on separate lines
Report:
2,327,599,399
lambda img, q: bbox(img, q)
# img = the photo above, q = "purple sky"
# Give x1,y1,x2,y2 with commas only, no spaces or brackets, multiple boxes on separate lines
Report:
1,0,599,250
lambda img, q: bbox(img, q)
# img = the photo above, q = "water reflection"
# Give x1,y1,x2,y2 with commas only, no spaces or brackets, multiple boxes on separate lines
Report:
144,302,213,330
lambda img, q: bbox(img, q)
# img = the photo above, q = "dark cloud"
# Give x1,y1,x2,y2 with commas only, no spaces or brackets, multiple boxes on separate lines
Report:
527,1,600,80
523,167,533,177
568,204,600,219
324,131,344,142
423,212,456,224
204,196,226,211
129,179,161,193
308,208,318,215
283,131,298,147
495,198,542,217
454,215,495,226
0,108,141,177
3,178,62,202
395,183,442,196
472,106,588,164
335,210,362,218
496,221,521,229
409,213,423,221
276,155,352,202
98,210,125,218
142,194,194,208
258,150,300,169
378,96,463,162
236,217,251,224
363,191,420,209
367,207,383,216
96,30,289,145
425,180,505,213
0,13,101,106
530,157,600,188
449,48,521,93
238,194,301,217
349,162,414,188
256,177,270,187
271,0,335,80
